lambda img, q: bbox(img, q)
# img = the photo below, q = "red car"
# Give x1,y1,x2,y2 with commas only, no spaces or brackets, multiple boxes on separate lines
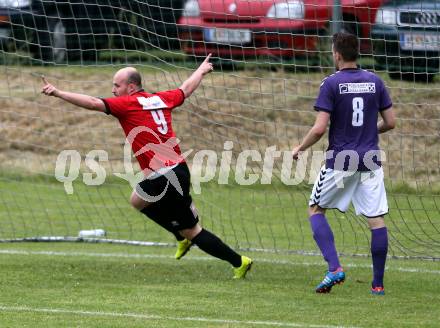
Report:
178,0,384,60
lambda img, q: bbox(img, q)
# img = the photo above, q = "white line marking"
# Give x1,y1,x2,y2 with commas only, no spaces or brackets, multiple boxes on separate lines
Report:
0,305,358,328
0,249,439,275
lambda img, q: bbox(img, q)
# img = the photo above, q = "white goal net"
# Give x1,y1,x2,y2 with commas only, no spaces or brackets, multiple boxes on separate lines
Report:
0,0,439,259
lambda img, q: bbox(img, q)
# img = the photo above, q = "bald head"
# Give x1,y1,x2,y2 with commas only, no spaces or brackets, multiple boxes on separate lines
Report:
112,67,143,96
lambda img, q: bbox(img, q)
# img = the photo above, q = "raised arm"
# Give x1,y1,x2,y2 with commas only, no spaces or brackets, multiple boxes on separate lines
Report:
41,76,106,112
377,107,396,134
179,54,214,98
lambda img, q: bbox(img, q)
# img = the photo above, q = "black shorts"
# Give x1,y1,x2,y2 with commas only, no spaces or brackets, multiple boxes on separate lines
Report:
136,162,199,232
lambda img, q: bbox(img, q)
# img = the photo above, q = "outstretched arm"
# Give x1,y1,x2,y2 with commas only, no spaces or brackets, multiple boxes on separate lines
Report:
41,76,106,112
292,111,330,159
179,54,214,98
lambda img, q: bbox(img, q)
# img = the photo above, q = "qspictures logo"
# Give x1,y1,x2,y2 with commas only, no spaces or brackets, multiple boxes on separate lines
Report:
54,128,386,199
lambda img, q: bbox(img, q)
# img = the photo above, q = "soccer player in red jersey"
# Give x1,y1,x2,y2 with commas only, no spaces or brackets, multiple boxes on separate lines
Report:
41,55,252,279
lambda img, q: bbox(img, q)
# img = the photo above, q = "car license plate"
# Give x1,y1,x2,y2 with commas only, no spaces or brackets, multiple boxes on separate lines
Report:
400,33,440,51
204,28,251,44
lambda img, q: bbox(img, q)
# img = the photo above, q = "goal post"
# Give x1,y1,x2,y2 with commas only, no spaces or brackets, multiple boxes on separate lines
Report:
0,0,439,260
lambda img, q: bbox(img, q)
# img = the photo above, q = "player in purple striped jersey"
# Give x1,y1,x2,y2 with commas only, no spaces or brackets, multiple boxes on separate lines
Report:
292,33,396,295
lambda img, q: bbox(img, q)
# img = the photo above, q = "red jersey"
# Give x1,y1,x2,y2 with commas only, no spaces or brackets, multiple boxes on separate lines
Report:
102,88,185,173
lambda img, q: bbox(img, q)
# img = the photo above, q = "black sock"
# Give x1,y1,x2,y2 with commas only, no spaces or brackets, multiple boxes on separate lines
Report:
140,207,184,241
191,229,242,267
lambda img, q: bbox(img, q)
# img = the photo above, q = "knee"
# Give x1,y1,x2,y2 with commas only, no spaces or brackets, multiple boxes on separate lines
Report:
308,205,324,217
179,224,202,241
130,192,147,211
368,217,386,230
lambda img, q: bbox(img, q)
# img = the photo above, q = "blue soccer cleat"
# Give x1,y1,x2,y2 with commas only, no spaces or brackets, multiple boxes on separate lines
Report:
371,286,385,295
315,268,345,293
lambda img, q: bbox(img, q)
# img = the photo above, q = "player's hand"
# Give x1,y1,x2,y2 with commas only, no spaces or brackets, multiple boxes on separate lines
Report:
41,76,60,97
292,145,302,160
198,54,214,75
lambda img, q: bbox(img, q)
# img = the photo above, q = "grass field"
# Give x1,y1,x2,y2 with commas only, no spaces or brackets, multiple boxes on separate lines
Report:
0,242,439,327
0,172,439,327
1,176,439,259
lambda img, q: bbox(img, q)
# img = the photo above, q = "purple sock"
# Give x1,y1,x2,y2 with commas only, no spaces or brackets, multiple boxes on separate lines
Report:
309,213,341,272
371,227,388,288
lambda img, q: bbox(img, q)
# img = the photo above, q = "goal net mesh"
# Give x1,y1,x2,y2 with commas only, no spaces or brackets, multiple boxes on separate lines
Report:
0,1,439,259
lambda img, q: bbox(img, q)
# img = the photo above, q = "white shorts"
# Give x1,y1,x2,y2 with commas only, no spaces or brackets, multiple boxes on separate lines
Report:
309,166,388,217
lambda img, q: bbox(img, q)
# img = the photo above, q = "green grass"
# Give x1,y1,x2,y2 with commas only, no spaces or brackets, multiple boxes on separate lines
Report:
0,242,439,327
2,36,439,327
0,175,439,259
0,153,438,325
0,163,439,328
